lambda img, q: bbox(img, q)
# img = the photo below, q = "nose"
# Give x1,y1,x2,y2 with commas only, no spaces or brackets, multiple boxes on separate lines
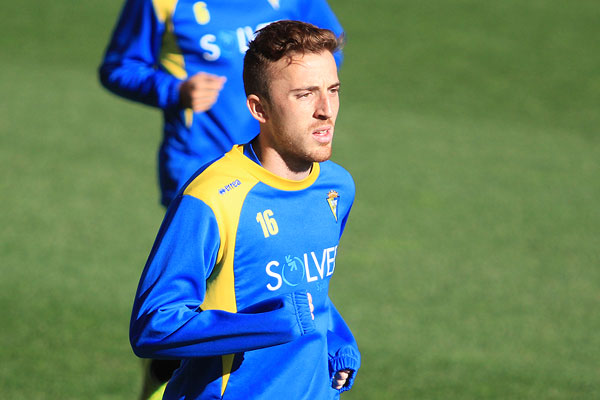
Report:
314,93,334,120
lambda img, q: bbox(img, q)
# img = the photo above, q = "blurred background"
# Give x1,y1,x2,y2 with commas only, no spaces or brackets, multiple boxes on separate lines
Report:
1,0,599,398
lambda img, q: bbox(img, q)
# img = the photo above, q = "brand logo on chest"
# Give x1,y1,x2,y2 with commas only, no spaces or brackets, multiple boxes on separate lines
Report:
265,246,338,292
219,179,241,195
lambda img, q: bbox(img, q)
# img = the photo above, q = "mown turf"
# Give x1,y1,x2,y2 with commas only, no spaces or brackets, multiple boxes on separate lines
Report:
1,0,598,398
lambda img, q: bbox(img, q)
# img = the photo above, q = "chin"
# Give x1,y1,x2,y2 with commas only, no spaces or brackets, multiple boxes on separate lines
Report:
310,148,332,163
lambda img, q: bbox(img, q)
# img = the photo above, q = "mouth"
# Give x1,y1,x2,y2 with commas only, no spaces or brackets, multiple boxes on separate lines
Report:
312,126,334,144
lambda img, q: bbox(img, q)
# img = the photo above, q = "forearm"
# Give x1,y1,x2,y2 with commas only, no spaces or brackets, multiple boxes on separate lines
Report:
98,0,181,109
130,290,315,359
327,300,361,391
99,62,181,109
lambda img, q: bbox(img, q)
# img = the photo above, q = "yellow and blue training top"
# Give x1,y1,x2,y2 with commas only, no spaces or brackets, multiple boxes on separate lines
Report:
130,145,360,399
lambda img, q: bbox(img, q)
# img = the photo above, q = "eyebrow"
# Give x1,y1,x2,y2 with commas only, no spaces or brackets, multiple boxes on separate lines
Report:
290,82,341,93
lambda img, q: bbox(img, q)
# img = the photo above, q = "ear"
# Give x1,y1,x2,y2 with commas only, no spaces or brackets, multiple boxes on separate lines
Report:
246,94,269,123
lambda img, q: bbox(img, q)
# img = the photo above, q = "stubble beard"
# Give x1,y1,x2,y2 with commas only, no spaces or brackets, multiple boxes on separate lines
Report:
280,141,332,174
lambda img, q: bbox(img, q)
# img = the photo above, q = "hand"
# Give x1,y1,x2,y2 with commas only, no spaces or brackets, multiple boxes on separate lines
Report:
179,72,227,112
332,369,352,390
306,292,315,320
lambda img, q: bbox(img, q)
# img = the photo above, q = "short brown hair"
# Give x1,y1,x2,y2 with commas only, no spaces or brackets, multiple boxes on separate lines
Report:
243,20,343,101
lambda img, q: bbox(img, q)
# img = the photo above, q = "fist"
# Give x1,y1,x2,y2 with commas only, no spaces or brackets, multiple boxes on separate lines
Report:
179,72,227,112
332,369,351,390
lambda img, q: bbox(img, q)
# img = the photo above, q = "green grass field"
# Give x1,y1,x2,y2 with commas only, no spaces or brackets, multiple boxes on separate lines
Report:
1,0,599,398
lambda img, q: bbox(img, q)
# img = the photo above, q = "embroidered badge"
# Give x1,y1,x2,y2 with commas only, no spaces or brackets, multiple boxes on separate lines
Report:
326,190,339,222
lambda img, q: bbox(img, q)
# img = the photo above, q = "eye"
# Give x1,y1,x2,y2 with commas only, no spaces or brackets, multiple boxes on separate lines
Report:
297,92,312,99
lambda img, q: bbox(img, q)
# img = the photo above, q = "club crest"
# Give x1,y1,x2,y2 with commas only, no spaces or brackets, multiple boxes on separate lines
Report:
326,190,339,222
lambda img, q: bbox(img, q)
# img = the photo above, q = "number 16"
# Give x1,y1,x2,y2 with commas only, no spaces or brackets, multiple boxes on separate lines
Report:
256,210,279,238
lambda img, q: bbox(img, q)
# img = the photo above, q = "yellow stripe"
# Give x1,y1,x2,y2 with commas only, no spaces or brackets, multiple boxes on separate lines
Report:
152,0,178,23
153,0,192,126
160,36,187,80
228,145,320,191
158,18,187,79
184,150,260,395
184,109,193,127
152,0,185,78
148,382,167,400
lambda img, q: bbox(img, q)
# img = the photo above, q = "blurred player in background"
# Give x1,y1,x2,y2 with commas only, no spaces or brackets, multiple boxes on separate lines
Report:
129,20,360,399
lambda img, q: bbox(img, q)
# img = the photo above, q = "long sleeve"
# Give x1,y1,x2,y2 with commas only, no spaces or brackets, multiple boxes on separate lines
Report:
98,0,181,110
130,195,316,359
327,299,361,392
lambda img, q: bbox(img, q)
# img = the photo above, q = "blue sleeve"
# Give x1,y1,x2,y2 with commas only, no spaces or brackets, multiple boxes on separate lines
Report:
297,0,345,66
130,195,316,359
327,300,361,392
326,168,359,391
98,0,181,109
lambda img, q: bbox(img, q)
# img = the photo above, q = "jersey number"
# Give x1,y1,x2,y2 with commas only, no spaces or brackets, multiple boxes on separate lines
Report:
256,210,279,238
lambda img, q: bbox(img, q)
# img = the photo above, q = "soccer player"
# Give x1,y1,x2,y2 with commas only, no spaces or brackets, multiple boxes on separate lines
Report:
129,20,360,399
99,2,343,396
98,0,343,207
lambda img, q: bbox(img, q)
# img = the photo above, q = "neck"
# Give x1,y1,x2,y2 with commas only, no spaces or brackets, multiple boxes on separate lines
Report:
251,136,312,181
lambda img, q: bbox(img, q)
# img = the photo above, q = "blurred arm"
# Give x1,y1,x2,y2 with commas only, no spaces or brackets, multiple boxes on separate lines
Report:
98,0,182,110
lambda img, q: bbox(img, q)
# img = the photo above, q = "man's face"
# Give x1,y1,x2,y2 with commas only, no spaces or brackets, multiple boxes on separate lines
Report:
262,51,340,169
